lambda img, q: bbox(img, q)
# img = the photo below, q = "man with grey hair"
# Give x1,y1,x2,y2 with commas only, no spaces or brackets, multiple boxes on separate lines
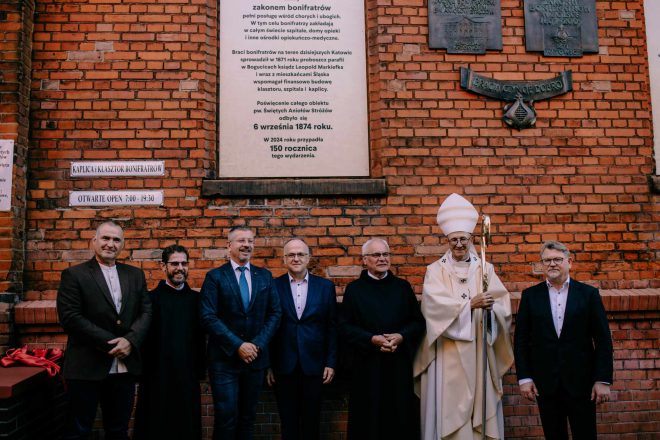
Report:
340,238,424,440
200,225,281,440
57,221,152,440
514,240,613,440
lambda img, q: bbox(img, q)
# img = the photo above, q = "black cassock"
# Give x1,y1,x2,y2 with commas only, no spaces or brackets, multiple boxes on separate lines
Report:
134,281,205,440
340,270,424,440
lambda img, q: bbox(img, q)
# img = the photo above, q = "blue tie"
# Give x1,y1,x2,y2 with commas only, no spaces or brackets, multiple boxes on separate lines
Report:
238,266,250,311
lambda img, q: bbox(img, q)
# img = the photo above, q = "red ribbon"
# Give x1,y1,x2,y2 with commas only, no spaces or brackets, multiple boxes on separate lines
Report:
1,346,63,377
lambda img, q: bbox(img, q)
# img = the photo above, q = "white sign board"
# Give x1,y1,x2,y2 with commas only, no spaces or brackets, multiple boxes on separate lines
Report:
69,191,164,207
219,0,369,177
0,140,14,211
71,161,165,177
645,0,660,174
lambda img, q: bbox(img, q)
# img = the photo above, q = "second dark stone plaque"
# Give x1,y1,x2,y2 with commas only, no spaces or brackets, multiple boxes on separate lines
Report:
524,0,598,57
428,0,502,54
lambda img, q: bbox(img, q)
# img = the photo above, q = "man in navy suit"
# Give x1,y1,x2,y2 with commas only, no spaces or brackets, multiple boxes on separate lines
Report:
514,241,613,440
200,226,282,440
266,238,337,440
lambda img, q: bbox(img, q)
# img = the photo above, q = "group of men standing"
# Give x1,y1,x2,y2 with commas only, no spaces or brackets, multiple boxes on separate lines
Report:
55,193,613,440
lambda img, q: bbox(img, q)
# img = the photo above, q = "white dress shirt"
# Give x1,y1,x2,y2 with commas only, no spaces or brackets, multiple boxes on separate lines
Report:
230,260,252,300
99,263,127,374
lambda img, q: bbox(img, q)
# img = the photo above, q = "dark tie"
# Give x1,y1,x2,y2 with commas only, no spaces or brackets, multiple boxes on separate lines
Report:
238,266,250,311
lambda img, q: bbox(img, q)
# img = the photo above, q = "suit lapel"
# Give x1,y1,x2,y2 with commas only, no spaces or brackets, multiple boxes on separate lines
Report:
117,264,130,315
561,281,580,340
538,283,559,339
278,275,298,320
299,274,317,320
248,266,261,310
88,259,118,313
221,263,244,311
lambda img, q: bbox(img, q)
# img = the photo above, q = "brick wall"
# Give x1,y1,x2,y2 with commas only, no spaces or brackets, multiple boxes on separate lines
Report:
7,0,660,438
0,0,35,353
25,0,657,297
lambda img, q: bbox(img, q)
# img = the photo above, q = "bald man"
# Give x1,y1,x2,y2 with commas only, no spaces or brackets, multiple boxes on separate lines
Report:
266,239,337,440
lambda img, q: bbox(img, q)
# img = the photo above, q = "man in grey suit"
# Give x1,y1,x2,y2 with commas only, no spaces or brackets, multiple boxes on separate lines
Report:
57,221,152,440
200,226,282,440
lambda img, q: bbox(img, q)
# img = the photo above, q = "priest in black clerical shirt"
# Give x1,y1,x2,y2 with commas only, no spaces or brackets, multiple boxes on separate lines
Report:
340,238,425,440
134,244,205,440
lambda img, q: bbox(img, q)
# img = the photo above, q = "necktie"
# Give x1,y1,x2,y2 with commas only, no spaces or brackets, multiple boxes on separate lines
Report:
238,266,250,311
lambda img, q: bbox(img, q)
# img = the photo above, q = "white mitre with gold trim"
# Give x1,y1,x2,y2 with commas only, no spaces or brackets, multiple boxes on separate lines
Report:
436,193,479,235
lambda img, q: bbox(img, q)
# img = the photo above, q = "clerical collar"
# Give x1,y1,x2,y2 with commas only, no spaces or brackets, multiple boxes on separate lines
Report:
165,280,186,290
367,271,388,280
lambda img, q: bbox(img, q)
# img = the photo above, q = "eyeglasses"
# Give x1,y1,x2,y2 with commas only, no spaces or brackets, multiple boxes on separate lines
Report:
541,257,564,266
284,253,309,259
167,261,189,267
364,252,390,258
448,236,471,246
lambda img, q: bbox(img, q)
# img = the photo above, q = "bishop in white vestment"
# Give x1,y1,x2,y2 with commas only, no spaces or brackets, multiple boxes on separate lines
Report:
413,194,514,440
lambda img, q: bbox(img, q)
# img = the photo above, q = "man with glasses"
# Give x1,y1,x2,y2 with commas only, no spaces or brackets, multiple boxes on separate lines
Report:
200,226,282,440
413,193,513,440
266,238,337,440
340,238,424,440
134,244,204,440
514,241,613,440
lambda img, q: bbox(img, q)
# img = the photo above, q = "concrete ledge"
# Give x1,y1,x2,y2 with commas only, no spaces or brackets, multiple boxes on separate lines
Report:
14,300,57,325
13,289,660,327
0,366,46,399
202,178,387,197
510,288,660,314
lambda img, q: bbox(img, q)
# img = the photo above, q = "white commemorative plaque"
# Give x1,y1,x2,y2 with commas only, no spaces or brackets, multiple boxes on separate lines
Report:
0,140,14,212
219,0,369,177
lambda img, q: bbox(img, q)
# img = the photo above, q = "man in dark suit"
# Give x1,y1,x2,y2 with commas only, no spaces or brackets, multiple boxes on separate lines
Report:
200,226,282,440
266,238,337,440
514,240,613,440
57,221,152,440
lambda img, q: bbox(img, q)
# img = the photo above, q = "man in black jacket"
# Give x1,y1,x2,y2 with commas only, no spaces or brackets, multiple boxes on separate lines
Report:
57,221,151,440
514,241,613,440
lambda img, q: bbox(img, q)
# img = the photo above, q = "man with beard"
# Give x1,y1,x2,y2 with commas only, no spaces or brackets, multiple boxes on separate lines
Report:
134,244,204,440
200,226,282,440
340,238,424,440
57,221,151,440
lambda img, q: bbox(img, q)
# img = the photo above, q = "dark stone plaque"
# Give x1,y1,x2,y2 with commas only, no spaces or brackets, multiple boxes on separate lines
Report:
524,0,598,57
429,0,502,54
460,67,573,129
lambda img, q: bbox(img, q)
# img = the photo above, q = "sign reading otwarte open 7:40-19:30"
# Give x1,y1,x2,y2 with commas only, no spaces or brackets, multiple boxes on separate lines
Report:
219,0,369,178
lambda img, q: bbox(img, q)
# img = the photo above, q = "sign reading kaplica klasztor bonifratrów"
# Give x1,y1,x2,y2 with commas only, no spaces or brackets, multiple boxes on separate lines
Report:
70,161,165,177
219,0,369,177
0,140,14,212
